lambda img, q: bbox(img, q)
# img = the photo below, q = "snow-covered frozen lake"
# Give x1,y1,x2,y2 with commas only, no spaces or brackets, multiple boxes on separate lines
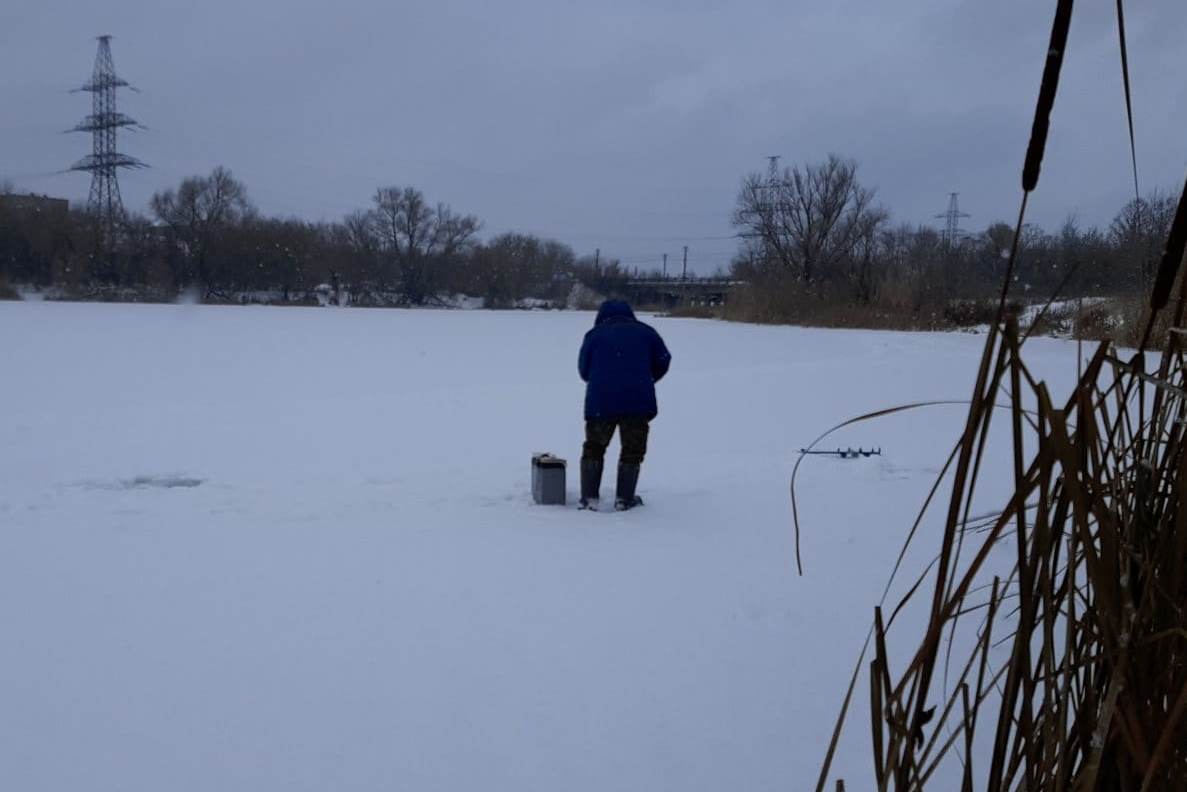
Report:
0,301,1084,790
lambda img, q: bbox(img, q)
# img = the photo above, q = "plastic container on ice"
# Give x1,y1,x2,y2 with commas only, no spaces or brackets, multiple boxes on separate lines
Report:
531,453,567,505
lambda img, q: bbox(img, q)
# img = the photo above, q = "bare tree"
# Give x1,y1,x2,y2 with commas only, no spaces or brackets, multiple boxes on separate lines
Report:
468,233,575,307
371,186,480,304
733,154,885,288
874,224,946,312
339,209,383,289
151,167,253,290
842,207,889,304
1109,190,1177,286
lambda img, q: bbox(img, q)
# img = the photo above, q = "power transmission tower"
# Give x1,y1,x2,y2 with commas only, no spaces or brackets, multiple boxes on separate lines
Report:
934,192,970,247
69,35,147,252
765,155,781,211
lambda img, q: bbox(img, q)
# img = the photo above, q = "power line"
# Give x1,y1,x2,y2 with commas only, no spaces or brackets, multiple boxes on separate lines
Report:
482,229,744,242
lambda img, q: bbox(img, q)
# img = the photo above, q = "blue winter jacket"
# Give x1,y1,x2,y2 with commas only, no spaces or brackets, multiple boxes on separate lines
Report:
578,300,672,421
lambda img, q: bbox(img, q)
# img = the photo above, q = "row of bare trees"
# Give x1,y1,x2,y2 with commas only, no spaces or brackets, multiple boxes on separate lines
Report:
730,154,1177,324
1,168,594,307
5,160,1173,320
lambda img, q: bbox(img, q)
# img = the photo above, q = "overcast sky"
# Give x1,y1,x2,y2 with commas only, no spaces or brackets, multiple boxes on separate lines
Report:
2,0,1184,273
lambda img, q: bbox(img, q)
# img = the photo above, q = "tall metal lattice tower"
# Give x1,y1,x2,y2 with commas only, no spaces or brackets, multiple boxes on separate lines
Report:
934,192,970,247
764,155,782,212
69,36,146,242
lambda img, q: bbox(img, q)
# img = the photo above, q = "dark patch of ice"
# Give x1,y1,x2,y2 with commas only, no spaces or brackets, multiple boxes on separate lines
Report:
121,475,205,490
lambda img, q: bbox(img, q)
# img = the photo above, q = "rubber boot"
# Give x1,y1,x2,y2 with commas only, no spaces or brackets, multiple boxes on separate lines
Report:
615,463,643,511
580,459,603,510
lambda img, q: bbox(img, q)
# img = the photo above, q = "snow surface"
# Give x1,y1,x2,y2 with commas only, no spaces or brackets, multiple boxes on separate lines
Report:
0,302,1086,791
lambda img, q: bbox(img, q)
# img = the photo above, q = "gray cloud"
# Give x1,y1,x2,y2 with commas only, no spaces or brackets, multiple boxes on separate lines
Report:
2,0,1184,273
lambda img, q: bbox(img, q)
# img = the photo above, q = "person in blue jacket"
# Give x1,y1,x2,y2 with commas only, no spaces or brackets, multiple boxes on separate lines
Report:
578,299,672,510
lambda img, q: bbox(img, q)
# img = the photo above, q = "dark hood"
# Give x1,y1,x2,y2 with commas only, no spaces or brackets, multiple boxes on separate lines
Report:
595,299,636,326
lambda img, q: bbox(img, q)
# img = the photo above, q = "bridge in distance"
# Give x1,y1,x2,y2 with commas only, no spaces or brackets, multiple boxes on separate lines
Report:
619,277,745,308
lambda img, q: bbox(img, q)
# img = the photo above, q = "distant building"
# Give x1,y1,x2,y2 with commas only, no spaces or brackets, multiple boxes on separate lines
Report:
0,193,70,217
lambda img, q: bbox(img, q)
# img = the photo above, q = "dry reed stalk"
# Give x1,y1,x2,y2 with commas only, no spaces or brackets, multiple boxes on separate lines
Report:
805,1,1187,787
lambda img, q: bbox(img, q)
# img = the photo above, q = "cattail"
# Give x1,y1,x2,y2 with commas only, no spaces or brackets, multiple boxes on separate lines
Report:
1022,0,1075,192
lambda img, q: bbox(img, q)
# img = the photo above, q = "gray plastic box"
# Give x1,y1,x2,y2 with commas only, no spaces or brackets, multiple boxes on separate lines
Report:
531,453,567,505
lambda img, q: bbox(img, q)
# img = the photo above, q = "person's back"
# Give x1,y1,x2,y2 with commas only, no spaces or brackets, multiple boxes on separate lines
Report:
577,300,671,510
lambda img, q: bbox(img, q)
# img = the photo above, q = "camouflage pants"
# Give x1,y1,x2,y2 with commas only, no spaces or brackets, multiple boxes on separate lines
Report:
582,419,650,466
